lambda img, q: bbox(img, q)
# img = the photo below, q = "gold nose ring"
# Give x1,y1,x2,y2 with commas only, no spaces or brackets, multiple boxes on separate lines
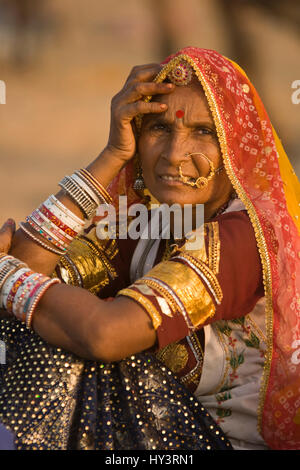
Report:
178,152,216,189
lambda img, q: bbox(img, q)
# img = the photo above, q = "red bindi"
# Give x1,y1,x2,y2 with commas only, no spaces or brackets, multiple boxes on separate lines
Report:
176,109,185,119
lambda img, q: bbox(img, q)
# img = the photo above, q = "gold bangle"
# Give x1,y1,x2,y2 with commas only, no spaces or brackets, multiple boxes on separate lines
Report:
178,251,223,303
117,287,162,329
136,278,178,315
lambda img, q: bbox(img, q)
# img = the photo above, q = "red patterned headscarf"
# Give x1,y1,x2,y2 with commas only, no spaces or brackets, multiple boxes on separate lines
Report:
107,47,300,449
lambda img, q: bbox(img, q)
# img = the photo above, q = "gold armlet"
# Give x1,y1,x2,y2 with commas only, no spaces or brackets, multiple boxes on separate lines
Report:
117,287,162,329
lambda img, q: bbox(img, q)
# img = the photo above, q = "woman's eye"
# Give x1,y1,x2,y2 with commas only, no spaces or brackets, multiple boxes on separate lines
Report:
195,127,213,136
150,123,169,132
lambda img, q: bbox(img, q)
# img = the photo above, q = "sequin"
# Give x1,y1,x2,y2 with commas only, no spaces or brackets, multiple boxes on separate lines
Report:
0,318,232,450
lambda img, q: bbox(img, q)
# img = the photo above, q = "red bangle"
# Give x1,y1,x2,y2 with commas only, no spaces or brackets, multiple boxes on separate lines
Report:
39,204,78,237
32,210,72,245
6,270,32,313
26,217,67,252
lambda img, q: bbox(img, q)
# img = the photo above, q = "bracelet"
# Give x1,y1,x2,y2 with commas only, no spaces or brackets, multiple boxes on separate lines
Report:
13,273,42,320
1,267,30,308
72,173,101,206
43,198,84,235
20,222,66,256
0,255,16,272
0,265,25,307
22,275,49,315
0,254,16,270
5,269,32,313
48,195,85,227
26,216,68,252
74,170,108,205
29,212,70,250
39,204,78,238
0,258,28,289
25,278,61,329
78,168,112,204
59,176,97,219
0,252,61,328
33,208,74,242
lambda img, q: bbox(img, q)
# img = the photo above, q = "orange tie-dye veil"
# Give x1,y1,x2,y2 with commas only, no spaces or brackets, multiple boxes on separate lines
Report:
107,47,300,450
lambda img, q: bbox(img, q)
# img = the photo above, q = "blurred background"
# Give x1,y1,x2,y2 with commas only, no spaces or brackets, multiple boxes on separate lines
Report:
0,0,299,223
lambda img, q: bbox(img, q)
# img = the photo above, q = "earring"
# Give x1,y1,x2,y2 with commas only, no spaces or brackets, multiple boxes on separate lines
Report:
133,163,145,191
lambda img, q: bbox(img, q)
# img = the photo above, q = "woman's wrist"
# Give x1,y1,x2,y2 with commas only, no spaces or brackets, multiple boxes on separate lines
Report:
86,145,133,189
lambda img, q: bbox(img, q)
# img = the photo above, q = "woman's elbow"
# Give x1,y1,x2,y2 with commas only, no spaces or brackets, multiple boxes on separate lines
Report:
84,299,156,362
85,315,124,363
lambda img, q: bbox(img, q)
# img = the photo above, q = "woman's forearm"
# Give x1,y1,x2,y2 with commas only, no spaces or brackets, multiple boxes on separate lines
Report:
9,147,124,275
31,283,156,362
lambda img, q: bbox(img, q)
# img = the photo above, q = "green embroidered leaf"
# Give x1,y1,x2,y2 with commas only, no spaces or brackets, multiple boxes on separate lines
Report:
216,391,232,402
230,352,245,369
245,332,260,349
231,317,245,326
230,356,238,369
218,324,232,336
216,408,232,418
238,353,245,365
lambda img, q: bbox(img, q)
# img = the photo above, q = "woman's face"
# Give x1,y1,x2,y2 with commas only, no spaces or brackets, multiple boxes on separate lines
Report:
138,81,233,219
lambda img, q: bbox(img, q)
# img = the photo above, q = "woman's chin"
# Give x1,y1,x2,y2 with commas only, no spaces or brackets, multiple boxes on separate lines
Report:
148,185,208,207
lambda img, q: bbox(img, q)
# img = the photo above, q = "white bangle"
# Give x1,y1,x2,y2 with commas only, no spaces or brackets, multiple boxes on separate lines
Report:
59,176,97,219
33,208,74,241
25,278,61,329
46,195,85,232
29,213,69,250
0,267,30,310
72,173,101,206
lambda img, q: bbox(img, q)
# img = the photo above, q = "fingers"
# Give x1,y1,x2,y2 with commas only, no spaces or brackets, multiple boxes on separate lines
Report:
125,64,162,86
0,219,16,254
122,81,174,104
112,80,173,123
107,63,171,160
121,101,167,121
0,219,16,234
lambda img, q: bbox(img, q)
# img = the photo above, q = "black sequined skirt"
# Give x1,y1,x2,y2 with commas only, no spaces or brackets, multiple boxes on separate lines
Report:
0,318,232,450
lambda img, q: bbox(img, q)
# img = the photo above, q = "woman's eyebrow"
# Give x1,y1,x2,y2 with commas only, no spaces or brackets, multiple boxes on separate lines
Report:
144,115,215,128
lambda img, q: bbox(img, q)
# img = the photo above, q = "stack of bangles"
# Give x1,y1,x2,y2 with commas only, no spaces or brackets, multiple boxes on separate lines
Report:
19,168,112,255
0,253,61,328
0,169,112,327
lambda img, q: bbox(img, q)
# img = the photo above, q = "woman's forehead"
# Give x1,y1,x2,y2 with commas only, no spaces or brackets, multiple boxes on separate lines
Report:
151,83,213,121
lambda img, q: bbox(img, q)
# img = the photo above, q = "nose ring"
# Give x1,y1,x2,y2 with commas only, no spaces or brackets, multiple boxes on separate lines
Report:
178,152,216,189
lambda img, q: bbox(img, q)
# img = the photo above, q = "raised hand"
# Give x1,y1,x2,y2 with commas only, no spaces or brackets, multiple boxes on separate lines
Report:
106,63,174,164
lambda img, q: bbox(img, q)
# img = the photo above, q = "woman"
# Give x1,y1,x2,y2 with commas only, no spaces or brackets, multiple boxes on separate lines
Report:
0,47,299,450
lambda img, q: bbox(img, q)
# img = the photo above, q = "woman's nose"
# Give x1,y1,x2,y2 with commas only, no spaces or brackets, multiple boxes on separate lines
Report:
160,134,190,167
